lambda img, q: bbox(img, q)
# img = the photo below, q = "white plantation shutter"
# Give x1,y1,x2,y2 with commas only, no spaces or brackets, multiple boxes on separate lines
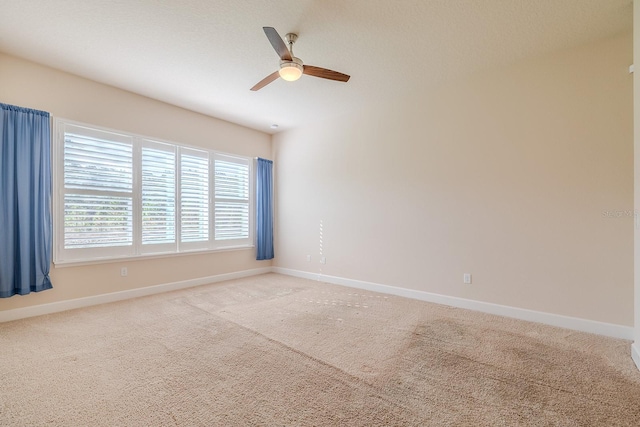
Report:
180,149,209,244
62,127,133,253
214,155,250,242
54,119,253,264
142,142,176,250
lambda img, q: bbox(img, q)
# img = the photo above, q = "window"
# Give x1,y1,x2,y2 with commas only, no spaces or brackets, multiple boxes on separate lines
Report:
214,155,250,242
180,149,209,246
54,119,253,264
141,141,176,252
62,125,135,259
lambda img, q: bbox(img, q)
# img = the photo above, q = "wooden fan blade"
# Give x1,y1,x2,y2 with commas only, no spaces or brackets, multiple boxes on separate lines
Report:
263,27,292,61
250,71,280,91
303,65,350,82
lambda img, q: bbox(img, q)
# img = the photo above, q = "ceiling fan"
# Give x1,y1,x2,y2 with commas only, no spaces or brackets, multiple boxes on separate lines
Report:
250,27,351,91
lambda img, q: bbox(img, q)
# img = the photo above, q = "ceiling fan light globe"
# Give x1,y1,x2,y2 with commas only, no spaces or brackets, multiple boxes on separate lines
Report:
279,66,302,81
279,58,303,82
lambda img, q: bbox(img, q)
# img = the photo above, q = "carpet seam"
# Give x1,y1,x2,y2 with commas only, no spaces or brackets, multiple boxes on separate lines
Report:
182,300,432,423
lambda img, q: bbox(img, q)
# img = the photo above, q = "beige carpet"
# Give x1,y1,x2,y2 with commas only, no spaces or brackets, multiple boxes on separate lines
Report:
1,273,640,426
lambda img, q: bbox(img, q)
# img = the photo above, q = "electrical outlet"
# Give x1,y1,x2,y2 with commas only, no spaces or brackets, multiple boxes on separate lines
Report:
306,255,311,262
320,257,326,265
120,267,128,277
463,273,471,284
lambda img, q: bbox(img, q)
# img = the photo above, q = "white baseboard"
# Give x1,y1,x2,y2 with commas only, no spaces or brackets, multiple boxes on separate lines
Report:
3,266,635,343
0,267,272,323
632,342,640,370
272,267,634,340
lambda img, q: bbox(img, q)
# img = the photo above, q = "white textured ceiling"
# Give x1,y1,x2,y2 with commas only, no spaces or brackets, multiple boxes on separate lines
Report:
0,0,632,134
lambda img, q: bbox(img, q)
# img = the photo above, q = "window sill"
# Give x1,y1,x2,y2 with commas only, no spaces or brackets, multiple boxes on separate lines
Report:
53,245,255,268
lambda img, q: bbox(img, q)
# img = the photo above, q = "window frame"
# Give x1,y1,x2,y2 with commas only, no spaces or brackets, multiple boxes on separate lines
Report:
53,118,255,266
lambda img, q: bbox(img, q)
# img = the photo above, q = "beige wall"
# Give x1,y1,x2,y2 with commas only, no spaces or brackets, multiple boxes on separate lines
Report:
634,0,640,346
0,53,272,312
274,33,633,326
